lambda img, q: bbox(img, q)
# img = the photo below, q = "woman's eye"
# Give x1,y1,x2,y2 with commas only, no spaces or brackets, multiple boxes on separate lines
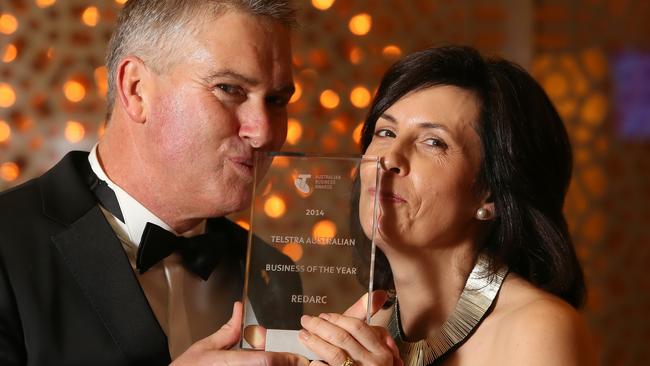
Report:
375,129,396,138
423,138,447,148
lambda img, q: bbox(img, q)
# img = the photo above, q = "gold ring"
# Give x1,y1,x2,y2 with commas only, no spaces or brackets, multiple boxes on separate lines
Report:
341,357,355,366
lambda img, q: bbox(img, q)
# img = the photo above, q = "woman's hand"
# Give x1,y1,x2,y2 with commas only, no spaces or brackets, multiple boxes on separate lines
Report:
299,313,402,366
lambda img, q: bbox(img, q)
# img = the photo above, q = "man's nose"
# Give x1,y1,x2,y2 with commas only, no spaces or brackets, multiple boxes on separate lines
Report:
239,103,274,149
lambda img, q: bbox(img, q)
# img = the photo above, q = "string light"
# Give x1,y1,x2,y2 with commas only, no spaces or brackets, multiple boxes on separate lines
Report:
36,0,56,8
2,44,17,63
63,80,86,102
286,118,303,145
0,162,20,182
320,89,340,109
353,122,364,145
0,83,16,108
349,13,372,36
289,81,302,104
312,0,335,11
82,7,100,27
330,118,347,134
264,194,286,218
282,242,303,262
349,47,363,64
0,14,18,35
0,120,11,143
65,121,85,143
236,220,250,230
312,220,337,245
350,86,371,108
94,66,108,98
382,45,402,58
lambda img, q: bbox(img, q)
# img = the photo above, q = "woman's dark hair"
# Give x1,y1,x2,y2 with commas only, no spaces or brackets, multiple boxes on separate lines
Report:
361,45,586,308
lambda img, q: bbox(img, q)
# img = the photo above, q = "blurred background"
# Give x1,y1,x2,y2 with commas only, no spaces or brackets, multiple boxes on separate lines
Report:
1,0,649,364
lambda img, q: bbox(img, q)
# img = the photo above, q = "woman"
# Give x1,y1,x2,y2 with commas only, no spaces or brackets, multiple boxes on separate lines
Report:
298,46,595,365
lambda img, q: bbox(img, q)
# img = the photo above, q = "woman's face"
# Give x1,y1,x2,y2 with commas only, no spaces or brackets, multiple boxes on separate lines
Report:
360,85,485,252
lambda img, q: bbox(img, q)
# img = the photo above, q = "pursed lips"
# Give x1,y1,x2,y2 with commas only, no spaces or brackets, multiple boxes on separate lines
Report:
229,156,253,168
368,188,407,203
228,156,254,179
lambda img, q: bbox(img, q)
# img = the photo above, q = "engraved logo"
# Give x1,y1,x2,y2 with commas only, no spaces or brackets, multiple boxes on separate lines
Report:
294,174,312,194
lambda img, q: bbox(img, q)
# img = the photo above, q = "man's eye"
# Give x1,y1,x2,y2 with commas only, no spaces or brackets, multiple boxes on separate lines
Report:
375,129,396,138
216,84,244,96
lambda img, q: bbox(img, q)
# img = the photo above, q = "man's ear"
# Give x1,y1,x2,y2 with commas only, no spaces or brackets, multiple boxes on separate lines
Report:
115,56,150,124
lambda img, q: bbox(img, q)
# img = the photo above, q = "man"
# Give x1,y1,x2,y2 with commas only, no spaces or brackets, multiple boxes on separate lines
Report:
0,1,309,364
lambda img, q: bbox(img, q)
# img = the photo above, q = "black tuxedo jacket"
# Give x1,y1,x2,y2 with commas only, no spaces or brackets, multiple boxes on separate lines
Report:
0,151,302,366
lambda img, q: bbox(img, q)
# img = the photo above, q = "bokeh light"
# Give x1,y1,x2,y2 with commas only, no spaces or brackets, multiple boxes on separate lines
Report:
282,242,304,262
286,118,303,145
0,83,16,108
350,86,371,108
2,44,17,63
330,118,347,134
63,80,86,102
271,157,290,168
349,47,363,64
94,66,108,98
64,121,86,143
0,162,20,182
264,194,286,218
543,72,569,99
289,81,302,104
0,120,11,143
312,220,337,245
236,220,250,230
320,89,340,109
115,0,128,4
36,0,56,8
353,122,364,145
349,13,372,36
581,93,608,125
97,123,106,138
82,6,100,27
312,0,335,11
382,45,402,58
0,14,18,35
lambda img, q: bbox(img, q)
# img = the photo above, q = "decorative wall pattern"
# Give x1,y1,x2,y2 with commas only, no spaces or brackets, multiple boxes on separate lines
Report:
1,0,648,364
534,1,650,364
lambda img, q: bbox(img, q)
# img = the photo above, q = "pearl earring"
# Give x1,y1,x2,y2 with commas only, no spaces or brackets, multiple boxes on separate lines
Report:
476,208,491,220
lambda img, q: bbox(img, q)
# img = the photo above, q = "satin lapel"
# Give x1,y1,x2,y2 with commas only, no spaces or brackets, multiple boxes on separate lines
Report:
47,157,170,364
52,206,170,364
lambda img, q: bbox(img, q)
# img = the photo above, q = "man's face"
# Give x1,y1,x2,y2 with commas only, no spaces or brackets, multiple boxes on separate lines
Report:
140,11,293,219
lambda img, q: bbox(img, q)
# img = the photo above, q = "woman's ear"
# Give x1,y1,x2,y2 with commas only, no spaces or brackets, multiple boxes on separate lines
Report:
115,56,150,124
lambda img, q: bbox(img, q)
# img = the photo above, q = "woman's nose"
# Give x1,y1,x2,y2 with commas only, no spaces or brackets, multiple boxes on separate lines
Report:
380,148,409,176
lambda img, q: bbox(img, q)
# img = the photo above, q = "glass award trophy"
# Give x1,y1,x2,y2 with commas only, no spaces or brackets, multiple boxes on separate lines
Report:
240,152,380,359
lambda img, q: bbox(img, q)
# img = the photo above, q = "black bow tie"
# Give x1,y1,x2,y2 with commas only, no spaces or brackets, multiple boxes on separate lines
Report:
86,165,226,280
136,222,225,280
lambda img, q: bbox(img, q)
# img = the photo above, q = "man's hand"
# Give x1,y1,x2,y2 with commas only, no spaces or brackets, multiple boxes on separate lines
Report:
171,302,309,366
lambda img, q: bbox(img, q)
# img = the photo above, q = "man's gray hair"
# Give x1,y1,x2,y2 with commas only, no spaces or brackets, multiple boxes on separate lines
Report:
105,0,297,119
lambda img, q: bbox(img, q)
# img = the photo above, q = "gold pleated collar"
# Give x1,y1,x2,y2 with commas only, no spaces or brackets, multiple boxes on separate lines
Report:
388,255,508,366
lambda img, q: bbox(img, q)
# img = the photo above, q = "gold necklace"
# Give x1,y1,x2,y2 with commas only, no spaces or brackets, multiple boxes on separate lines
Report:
388,255,508,366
